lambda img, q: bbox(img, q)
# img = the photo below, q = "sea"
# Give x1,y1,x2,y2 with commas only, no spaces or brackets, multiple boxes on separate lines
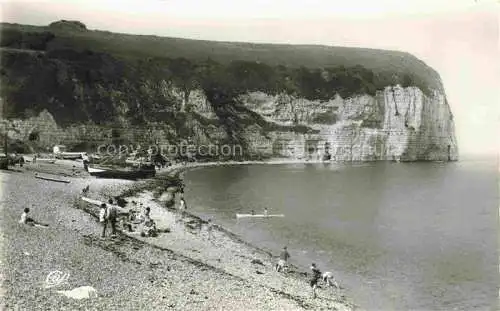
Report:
182,157,498,311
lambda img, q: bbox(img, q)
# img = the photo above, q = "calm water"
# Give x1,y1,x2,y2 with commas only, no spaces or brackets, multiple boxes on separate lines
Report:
183,158,498,311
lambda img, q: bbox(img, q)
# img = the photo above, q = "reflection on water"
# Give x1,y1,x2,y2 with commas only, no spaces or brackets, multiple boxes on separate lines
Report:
184,159,498,311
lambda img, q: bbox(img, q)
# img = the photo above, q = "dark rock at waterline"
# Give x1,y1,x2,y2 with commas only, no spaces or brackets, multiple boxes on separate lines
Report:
166,186,179,193
158,192,174,203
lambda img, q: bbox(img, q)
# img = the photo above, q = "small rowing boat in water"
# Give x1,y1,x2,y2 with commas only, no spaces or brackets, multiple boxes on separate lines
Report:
236,214,285,218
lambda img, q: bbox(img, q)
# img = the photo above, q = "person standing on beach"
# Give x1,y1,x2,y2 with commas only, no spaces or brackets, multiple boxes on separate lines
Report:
264,208,268,217
310,263,322,299
107,203,118,237
99,204,108,238
82,152,89,170
206,218,214,241
144,207,151,222
100,203,118,238
179,197,186,219
275,246,290,272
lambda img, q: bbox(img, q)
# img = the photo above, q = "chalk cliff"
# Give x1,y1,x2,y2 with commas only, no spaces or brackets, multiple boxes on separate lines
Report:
3,84,457,162
233,86,458,161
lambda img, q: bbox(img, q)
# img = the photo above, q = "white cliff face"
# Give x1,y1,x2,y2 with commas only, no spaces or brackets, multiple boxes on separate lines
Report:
2,109,64,149
187,89,218,120
3,85,457,162
239,85,458,161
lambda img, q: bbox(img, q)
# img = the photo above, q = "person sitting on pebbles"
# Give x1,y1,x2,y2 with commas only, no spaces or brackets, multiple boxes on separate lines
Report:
140,219,158,237
81,185,90,195
120,210,137,232
19,208,48,228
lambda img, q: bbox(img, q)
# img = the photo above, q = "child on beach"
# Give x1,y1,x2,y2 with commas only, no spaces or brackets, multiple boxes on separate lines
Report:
275,246,290,272
178,198,187,220
140,219,158,237
142,207,151,222
82,185,90,195
322,271,339,288
121,210,136,232
310,263,322,299
206,218,214,241
99,204,107,237
19,208,48,227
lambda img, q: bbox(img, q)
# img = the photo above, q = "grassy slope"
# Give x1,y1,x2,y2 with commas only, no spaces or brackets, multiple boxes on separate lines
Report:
0,22,444,91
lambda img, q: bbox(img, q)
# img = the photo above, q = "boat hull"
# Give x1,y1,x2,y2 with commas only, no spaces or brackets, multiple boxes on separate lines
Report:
87,167,106,173
55,152,83,160
236,214,285,218
89,168,156,180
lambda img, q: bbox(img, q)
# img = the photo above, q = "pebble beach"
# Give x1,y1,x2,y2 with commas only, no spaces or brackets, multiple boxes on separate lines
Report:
0,159,360,311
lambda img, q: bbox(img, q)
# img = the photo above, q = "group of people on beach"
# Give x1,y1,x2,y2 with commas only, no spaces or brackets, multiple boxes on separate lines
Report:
99,199,160,238
93,180,206,240
275,246,339,299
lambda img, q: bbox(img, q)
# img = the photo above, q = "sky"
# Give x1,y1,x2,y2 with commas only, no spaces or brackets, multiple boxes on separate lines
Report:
0,0,498,156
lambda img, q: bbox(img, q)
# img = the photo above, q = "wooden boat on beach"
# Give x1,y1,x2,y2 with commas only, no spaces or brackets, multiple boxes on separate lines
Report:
34,173,70,183
87,167,106,173
236,214,285,219
53,145,85,160
86,164,156,180
34,158,56,164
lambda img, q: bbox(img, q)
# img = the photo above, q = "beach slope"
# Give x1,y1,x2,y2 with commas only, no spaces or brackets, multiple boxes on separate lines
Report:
0,164,359,311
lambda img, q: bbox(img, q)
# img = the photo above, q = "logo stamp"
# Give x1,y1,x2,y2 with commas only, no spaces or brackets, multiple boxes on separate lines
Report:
44,270,70,289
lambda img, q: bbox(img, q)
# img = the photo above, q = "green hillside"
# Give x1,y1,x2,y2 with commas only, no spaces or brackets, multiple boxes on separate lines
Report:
0,21,443,91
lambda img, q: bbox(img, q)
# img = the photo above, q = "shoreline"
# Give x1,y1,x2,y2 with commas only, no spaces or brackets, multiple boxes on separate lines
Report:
1,159,360,310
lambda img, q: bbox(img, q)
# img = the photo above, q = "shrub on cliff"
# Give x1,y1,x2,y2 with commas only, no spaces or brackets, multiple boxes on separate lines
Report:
0,29,55,50
48,20,87,32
